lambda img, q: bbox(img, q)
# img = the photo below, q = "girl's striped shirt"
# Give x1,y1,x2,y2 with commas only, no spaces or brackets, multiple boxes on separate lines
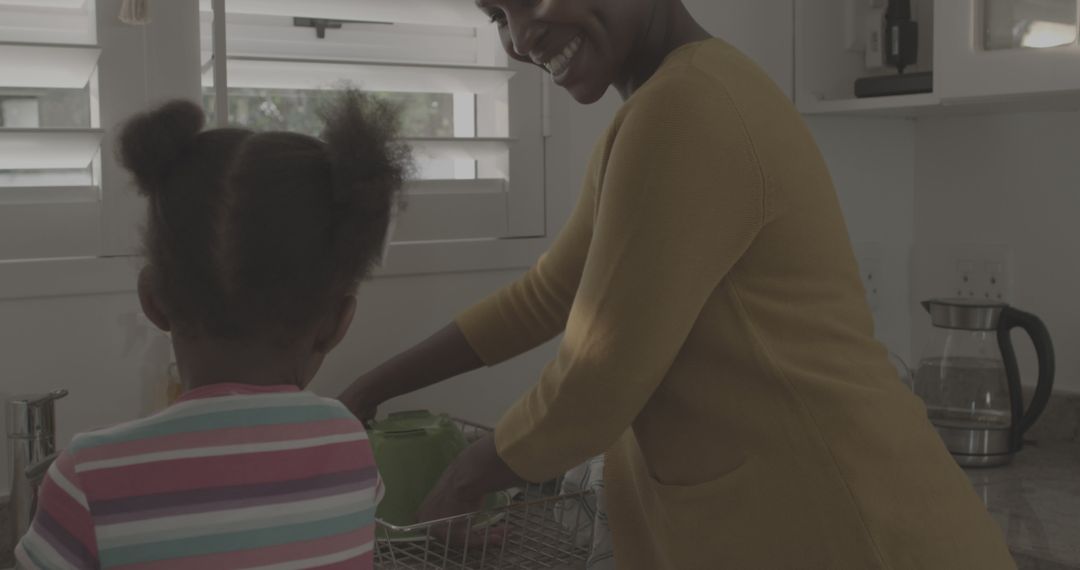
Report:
15,383,382,569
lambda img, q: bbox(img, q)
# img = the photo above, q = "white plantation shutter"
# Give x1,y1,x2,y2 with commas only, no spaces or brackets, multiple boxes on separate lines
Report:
0,0,202,262
0,0,104,260
200,0,546,245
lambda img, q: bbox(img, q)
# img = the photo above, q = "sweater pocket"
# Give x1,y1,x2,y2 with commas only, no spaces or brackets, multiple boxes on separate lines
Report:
645,457,760,568
648,453,754,497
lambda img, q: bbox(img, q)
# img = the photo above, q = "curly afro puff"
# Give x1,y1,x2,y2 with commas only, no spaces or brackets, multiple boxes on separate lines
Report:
118,91,410,342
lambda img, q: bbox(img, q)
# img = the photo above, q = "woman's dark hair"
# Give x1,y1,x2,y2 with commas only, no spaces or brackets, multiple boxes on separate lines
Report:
118,91,409,342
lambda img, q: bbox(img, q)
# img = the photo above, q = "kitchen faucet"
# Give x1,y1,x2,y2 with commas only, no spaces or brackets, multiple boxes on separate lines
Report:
7,390,67,546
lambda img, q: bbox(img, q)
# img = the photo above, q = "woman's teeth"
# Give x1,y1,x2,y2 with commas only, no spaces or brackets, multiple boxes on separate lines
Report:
545,36,583,77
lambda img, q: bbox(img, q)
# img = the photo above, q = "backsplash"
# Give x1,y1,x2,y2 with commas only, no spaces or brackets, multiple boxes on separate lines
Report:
1026,389,1080,445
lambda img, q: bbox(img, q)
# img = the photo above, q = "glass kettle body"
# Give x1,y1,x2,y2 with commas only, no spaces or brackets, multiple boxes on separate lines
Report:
913,299,1055,467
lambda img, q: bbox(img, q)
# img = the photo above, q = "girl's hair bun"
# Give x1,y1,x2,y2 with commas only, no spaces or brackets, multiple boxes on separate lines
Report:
319,89,411,208
118,99,206,194
318,89,411,274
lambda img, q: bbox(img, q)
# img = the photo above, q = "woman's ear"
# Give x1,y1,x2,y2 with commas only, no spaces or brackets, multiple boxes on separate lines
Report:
137,267,172,332
315,295,357,354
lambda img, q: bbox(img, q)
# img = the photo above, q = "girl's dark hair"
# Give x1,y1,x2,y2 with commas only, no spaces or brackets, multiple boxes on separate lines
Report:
118,91,409,341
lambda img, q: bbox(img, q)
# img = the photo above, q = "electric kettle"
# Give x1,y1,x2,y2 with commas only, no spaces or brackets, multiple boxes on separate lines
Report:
913,299,1055,467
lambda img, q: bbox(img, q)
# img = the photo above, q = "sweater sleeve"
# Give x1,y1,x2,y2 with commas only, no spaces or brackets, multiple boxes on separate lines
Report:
493,67,766,483
15,451,100,569
455,151,598,366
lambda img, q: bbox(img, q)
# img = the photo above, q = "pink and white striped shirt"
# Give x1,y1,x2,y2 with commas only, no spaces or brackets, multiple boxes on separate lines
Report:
16,383,382,569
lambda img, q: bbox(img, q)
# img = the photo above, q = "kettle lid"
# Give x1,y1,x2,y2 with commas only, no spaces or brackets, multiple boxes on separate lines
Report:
923,298,1007,330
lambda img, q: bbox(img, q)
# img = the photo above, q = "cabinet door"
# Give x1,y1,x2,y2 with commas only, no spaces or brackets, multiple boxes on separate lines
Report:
937,0,1080,101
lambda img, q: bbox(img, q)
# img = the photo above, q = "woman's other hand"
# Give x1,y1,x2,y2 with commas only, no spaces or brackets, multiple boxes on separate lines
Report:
418,434,520,546
418,434,523,522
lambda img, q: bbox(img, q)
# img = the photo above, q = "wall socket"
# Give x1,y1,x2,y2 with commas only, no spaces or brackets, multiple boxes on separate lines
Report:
952,248,1012,302
854,242,884,313
913,243,1014,349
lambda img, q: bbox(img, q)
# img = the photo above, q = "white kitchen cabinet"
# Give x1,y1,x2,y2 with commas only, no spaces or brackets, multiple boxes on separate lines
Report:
796,0,1080,116
936,0,1080,101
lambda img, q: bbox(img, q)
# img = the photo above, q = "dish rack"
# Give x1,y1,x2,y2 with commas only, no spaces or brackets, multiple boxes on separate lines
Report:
373,419,598,570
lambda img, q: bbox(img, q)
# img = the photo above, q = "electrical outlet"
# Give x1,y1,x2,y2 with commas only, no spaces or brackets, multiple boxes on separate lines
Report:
950,245,1012,302
865,8,886,69
854,242,884,312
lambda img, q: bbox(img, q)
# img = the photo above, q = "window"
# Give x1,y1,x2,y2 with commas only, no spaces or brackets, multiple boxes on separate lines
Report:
0,0,204,264
0,0,548,278
0,0,103,260
199,0,546,247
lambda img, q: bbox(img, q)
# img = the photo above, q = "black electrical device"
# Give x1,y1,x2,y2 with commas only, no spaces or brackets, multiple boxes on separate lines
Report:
855,0,932,98
884,0,918,73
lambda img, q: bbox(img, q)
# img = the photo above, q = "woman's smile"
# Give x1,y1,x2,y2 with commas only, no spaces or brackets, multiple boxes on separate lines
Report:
536,35,584,82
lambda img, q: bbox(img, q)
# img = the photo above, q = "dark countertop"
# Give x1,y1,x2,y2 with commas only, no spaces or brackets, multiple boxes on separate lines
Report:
967,443,1080,569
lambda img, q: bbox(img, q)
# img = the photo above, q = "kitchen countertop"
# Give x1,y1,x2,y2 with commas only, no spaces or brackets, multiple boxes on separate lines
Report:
967,442,1080,569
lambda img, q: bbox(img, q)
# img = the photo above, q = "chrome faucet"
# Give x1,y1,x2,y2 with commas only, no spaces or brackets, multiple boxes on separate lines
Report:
7,390,67,543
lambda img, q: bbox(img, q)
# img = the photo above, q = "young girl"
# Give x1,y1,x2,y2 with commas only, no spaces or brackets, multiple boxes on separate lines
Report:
16,91,408,569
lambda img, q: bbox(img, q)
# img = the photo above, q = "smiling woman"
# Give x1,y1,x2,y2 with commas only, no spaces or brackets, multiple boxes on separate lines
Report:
476,0,705,103
343,0,1019,568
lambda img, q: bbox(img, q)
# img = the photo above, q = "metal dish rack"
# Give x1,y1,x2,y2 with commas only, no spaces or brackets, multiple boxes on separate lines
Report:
374,420,598,569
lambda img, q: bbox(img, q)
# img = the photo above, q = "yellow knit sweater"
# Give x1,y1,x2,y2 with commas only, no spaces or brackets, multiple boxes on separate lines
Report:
457,39,1014,569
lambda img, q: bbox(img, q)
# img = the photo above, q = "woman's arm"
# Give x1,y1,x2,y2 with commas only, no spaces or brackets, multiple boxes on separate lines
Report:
340,322,483,421
418,67,765,522
341,162,598,418
482,68,766,484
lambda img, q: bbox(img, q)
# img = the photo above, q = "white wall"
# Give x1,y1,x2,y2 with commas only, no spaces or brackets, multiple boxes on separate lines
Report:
807,117,916,362
685,0,795,98
913,111,1080,393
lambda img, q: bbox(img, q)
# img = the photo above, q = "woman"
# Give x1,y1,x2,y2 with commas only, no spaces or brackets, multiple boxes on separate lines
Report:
342,0,1015,567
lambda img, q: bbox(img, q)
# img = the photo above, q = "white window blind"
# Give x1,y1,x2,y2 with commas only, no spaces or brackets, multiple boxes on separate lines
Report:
0,0,104,260
199,0,546,245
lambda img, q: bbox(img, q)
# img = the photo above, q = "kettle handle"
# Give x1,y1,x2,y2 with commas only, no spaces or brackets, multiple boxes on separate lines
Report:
997,307,1055,442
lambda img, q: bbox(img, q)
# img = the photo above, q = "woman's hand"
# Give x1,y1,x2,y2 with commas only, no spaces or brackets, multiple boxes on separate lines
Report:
418,434,523,522
417,466,488,524
418,434,521,547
